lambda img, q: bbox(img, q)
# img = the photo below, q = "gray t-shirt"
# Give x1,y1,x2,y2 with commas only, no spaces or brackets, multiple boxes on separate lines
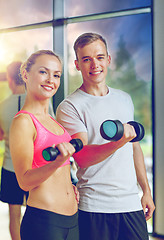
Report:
56,87,142,213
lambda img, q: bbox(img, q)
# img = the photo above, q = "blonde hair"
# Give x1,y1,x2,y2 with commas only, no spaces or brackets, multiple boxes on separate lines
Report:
20,50,61,78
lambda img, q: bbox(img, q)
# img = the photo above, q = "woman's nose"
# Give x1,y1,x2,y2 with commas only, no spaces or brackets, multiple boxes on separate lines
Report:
46,74,54,83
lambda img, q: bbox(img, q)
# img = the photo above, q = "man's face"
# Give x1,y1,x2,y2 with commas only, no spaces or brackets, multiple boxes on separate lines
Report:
75,40,111,86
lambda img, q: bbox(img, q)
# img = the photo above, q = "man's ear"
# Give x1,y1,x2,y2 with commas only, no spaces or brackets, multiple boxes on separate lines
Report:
108,55,111,65
75,60,80,71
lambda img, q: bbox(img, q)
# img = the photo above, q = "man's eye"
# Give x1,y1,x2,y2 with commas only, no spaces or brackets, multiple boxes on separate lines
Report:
98,57,104,60
83,58,90,62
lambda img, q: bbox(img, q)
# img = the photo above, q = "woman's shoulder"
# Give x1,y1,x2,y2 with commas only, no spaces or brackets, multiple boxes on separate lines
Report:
12,111,35,131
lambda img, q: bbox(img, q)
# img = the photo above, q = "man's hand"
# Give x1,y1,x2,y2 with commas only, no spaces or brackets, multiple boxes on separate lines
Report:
72,184,79,204
141,192,155,221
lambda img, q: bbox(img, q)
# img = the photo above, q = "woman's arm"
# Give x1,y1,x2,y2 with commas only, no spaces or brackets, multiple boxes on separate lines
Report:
9,115,75,191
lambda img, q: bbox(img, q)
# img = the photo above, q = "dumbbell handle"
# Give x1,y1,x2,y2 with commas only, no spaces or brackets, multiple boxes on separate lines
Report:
127,121,145,142
42,138,83,161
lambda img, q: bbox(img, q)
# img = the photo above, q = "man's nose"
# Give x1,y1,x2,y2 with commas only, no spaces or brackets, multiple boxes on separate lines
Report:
91,59,99,69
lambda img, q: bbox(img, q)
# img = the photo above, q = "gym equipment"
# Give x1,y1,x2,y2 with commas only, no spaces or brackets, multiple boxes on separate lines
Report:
100,120,145,142
42,138,83,161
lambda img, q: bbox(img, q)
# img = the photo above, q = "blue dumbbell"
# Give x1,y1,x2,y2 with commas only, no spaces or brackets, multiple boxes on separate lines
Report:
100,120,145,142
42,138,83,161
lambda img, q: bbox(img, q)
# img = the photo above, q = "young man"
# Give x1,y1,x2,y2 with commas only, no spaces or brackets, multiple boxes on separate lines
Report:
56,33,155,240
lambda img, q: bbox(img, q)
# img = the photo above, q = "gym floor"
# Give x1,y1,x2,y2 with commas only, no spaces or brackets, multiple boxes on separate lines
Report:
0,202,163,240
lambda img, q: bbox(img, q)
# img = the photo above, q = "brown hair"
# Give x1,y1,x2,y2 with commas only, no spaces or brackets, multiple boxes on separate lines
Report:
73,32,108,59
7,61,24,86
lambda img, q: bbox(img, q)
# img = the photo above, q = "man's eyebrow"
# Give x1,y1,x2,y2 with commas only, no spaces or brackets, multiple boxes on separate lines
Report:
81,56,90,60
81,54,106,59
97,54,106,57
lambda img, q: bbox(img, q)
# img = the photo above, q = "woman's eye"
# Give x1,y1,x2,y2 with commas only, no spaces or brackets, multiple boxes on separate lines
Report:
54,74,60,78
40,70,47,74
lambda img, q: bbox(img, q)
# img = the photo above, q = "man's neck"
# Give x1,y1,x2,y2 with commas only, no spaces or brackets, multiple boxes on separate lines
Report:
80,83,109,96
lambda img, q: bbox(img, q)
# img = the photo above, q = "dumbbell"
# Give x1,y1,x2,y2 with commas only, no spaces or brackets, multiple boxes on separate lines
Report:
42,138,83,161
100,120,145,142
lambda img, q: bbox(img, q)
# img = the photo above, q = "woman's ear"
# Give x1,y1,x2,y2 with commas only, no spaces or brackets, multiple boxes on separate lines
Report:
75,60,80,71
22,69,28,83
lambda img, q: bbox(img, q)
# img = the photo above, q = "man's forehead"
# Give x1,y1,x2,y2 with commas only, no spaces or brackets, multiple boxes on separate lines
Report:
77,42,107,55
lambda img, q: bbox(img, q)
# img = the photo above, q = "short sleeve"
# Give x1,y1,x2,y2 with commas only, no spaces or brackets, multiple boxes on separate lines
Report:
56,100,87,136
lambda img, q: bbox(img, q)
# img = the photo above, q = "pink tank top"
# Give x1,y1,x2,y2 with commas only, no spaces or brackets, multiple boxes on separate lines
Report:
15,110,71,169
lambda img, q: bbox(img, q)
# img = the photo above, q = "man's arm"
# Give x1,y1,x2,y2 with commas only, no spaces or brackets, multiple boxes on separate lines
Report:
56,101,138,168
72,123,137,168
133,142,155,221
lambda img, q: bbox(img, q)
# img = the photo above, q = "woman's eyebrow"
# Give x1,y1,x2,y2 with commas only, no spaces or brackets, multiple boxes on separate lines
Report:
39,66,61,73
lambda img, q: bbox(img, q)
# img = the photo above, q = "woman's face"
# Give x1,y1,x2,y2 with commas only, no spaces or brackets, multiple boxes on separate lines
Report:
24,54,62,100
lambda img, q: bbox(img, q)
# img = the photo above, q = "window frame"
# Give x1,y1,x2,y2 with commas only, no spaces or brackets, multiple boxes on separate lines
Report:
0,0,157,235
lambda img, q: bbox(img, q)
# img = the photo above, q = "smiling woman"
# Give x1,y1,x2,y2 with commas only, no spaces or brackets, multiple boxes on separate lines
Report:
9,50,79,240
20,50,62,100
